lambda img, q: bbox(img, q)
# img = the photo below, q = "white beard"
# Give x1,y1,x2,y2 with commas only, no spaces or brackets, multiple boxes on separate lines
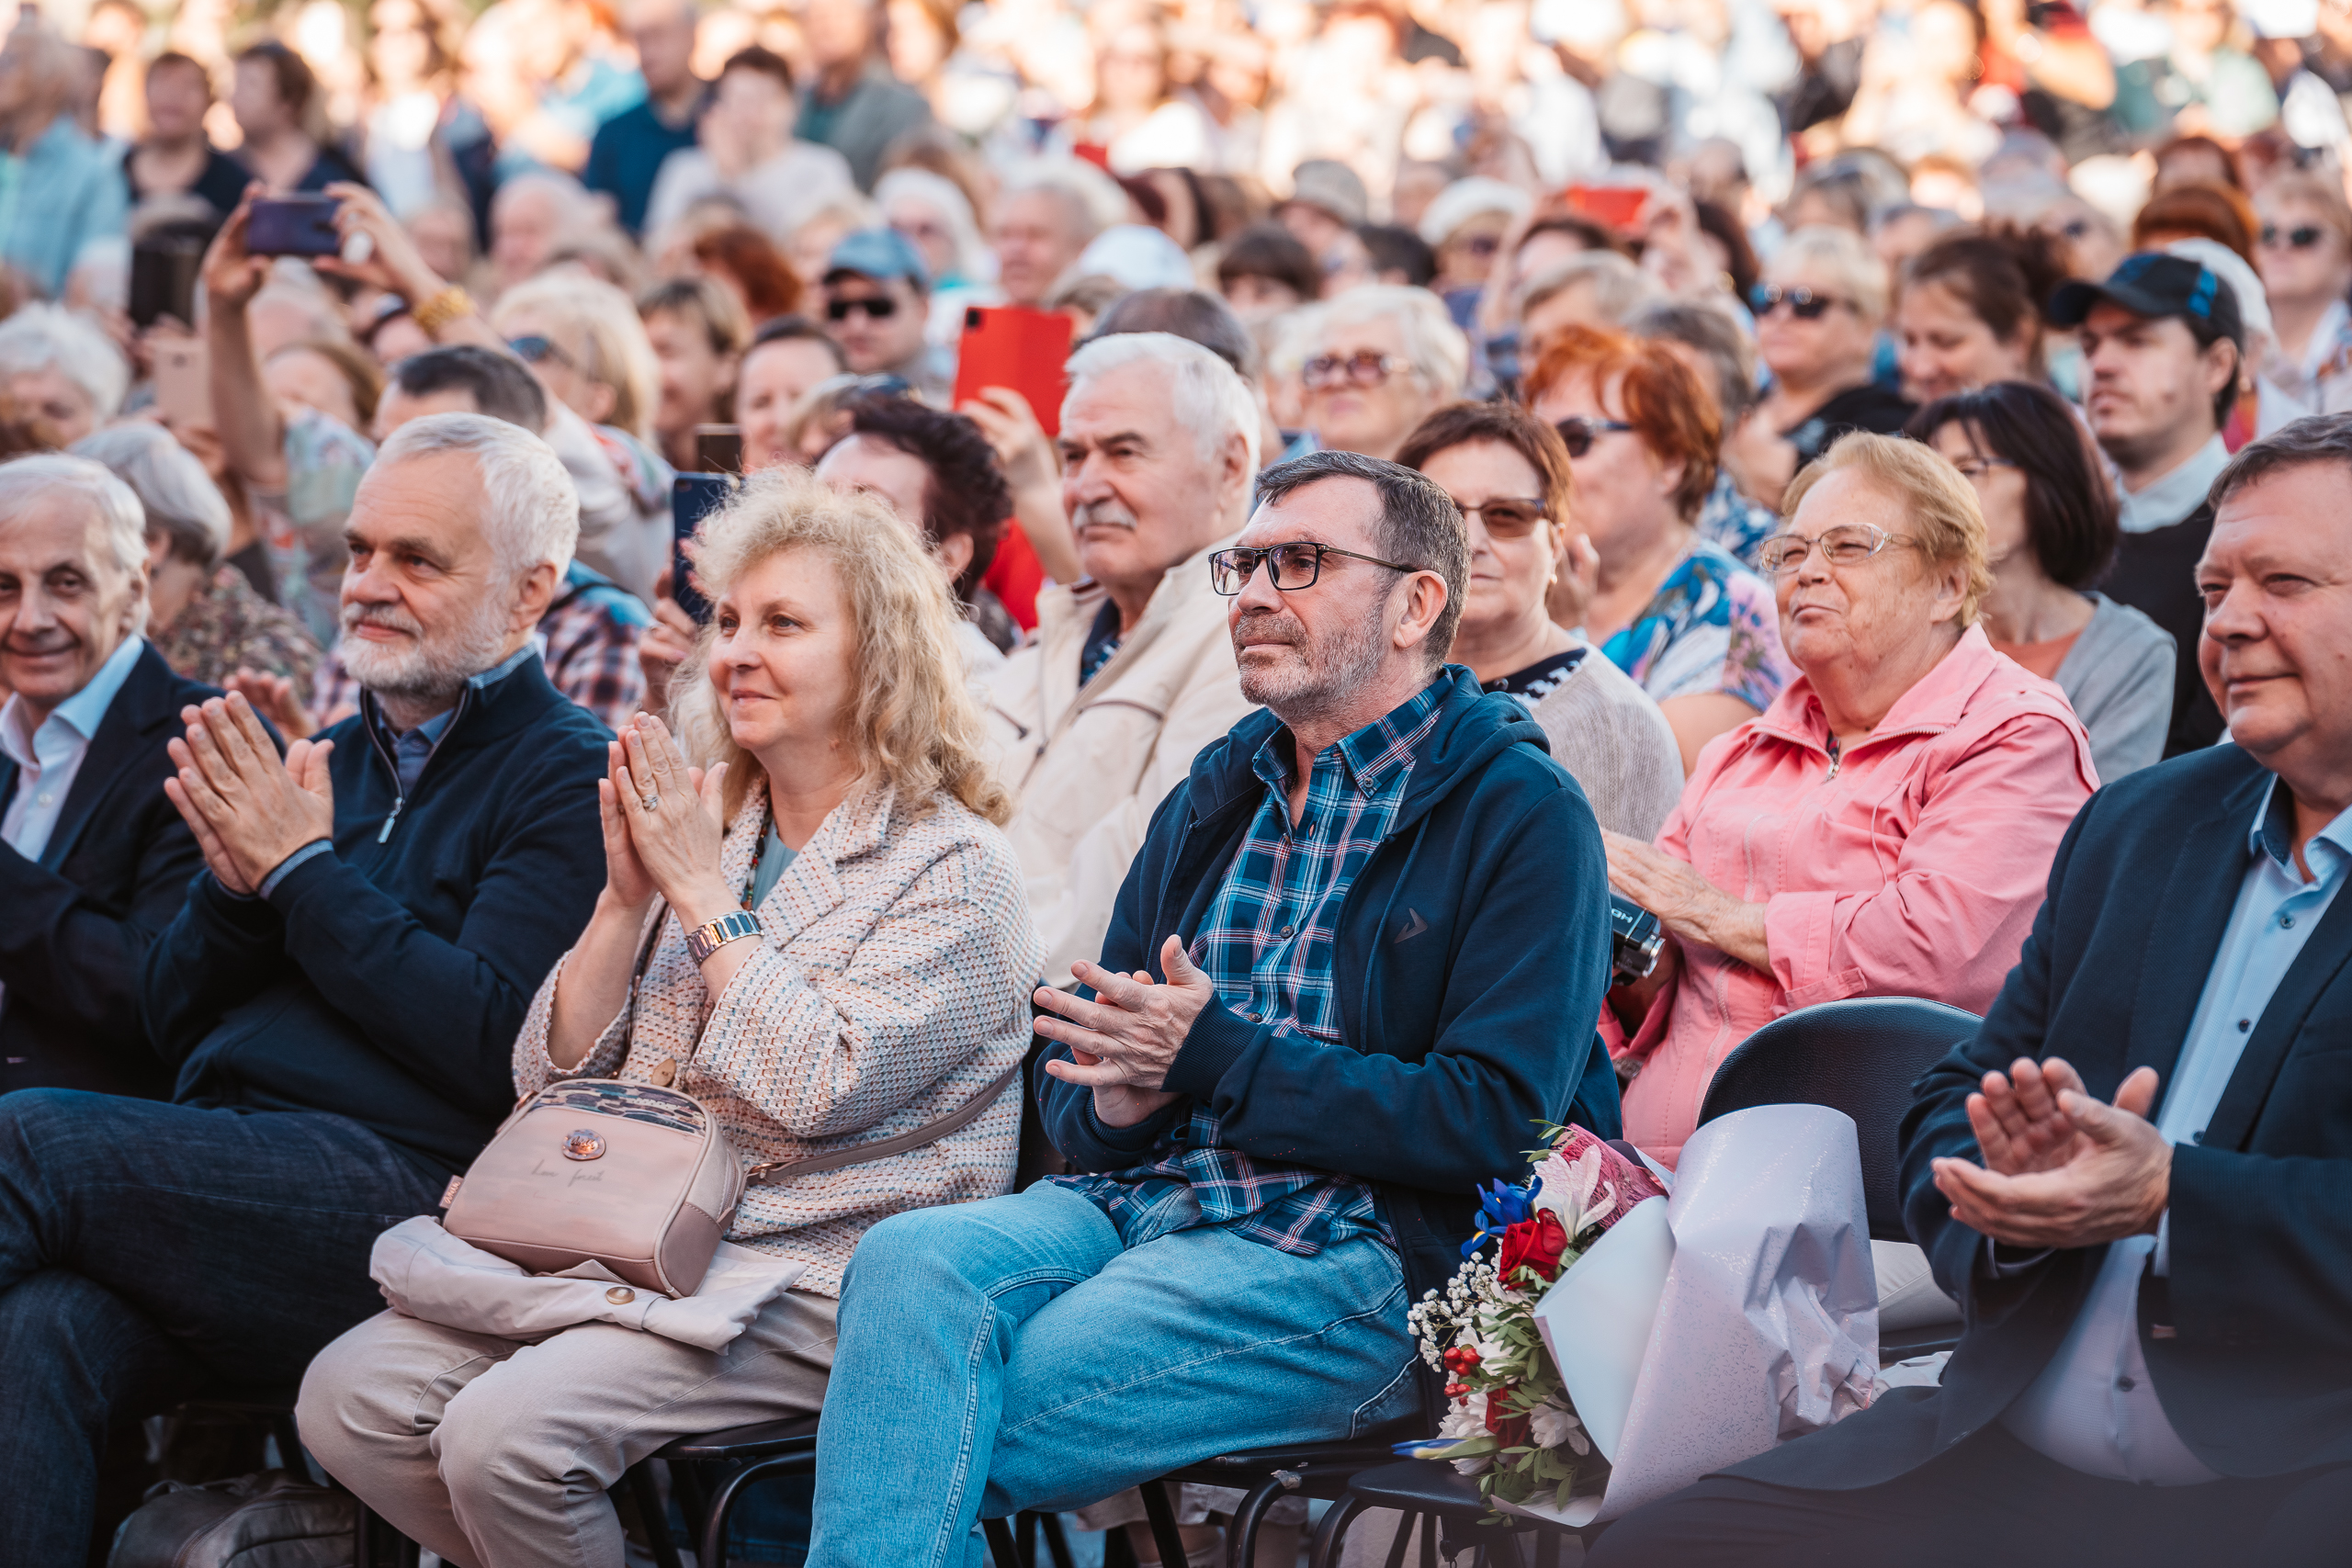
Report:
337,590,514,709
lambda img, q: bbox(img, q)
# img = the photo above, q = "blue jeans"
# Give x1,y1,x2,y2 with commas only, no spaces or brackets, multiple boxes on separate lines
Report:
805,1182,1418,1568
0,1089,445,1564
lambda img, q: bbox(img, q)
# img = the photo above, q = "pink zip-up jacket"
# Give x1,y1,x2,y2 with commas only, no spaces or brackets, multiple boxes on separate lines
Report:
1610,625,2098,1167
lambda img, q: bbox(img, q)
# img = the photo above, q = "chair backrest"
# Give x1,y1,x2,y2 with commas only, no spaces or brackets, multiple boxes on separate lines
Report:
1694,997,1981,1241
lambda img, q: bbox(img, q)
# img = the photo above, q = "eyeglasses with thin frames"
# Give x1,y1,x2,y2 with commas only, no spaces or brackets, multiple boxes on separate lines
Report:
1455,497,1549,537
1302,352,1409,390
1209,540,1429,594
1553,416,1634,458
1754,523,1919,576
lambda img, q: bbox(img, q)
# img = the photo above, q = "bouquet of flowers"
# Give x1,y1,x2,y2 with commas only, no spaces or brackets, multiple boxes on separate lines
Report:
1398,1124,1668,1514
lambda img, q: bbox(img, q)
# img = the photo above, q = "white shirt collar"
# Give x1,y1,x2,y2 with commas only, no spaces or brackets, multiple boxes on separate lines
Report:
0,633,145,771
2116,433,2231,535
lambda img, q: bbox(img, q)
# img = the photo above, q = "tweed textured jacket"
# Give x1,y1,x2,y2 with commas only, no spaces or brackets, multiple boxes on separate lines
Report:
514,781,1046,1296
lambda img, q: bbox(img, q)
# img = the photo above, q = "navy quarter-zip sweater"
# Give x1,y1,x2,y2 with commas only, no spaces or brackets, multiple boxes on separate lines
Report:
141,656,609,1174
1037,668,1620,1338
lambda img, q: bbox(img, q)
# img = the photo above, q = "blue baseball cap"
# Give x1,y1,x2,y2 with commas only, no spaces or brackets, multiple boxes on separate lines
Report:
2049,252,2245,345
823,227,931,292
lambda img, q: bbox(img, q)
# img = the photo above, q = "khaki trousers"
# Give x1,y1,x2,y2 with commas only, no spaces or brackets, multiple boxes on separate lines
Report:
297,1292,837,1568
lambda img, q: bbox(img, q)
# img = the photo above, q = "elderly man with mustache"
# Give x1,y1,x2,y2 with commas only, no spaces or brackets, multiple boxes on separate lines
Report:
0,413,610,1562
978,332,1263,987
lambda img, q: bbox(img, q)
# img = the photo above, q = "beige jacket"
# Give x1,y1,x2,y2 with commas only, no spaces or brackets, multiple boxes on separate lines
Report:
514,782,1045,1297
978,536,1258,985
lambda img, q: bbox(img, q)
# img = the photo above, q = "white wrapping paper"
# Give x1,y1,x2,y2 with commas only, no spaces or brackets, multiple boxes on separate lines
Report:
369,1215,808,1349
1506,1104,1879,1527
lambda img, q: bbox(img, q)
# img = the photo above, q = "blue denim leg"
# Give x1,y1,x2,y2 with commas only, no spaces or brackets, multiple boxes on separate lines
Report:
804,1184,1416,1568
0,1089,446,1561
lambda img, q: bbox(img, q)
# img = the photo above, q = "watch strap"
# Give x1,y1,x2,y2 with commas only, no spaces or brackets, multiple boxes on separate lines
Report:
685,908,762,964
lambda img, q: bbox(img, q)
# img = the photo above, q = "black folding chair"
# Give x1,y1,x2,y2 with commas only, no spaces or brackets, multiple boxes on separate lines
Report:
1125,1423,1425,1568
1307,1458,1597,1567
1694,994,1983,1360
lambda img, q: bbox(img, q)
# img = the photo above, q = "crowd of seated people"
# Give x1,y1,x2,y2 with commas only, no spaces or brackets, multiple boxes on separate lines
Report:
3,2,2352,1556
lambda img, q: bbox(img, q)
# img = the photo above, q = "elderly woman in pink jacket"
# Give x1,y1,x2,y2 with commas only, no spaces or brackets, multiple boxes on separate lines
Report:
1603,432,2097,1168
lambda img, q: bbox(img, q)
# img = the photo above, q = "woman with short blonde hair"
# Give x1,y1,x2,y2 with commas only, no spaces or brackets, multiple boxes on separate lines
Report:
301,465,1042,1565
1749,225,1916,508
492,271,663,442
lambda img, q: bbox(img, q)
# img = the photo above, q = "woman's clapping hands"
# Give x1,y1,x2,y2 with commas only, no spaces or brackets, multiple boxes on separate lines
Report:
597,714,735,926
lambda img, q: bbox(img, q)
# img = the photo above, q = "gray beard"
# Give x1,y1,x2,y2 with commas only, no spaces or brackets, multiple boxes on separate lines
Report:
1235,604,1391,733
337,590,514,712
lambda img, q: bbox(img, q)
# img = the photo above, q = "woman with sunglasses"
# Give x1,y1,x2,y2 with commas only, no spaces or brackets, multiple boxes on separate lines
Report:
1747,226,1915,511
1524,324,1796,774
1599,432,2095,1169
1909,381,2175,782
2254,172,2352,414
1396,400,1686,838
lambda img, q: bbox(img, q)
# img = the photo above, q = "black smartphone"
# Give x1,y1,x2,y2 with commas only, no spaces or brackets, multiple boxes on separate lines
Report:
693,423,743,476
130,231,207,328
673,472,737,625
246,195,344,258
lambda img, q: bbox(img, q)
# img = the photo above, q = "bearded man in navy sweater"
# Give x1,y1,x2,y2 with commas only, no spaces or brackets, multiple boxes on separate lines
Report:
0,413,609,1562
805,450,1619,1566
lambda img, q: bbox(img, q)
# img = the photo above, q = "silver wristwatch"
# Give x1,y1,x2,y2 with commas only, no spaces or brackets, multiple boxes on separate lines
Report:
684,908,762,964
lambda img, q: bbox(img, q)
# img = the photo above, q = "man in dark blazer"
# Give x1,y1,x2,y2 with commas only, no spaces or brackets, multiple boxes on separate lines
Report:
0,456,216,1099
1590,416,2352,1566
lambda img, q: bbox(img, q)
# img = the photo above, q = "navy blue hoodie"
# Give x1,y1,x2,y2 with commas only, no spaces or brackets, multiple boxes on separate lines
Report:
141,657,608,1174
1038,667,1620,1334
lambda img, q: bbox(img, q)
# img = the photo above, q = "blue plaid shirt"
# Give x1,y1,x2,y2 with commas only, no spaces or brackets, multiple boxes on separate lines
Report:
1049,680,1449,1256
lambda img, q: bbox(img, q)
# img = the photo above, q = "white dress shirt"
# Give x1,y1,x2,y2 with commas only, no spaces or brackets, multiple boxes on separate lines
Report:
1999,777,2352,1483
0,633,146,862
2115,434,2231,535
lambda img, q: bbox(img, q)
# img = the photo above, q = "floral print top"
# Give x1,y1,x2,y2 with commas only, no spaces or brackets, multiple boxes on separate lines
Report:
1598,537,1795,714
151,566,322,703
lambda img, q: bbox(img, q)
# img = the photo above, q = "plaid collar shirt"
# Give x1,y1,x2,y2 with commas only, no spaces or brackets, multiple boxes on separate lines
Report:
1050,680,1448,1257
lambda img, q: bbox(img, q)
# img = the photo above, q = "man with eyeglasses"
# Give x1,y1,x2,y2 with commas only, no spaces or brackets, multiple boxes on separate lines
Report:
2050,253,2245,757
805,448,1617,1567
820,228,943,400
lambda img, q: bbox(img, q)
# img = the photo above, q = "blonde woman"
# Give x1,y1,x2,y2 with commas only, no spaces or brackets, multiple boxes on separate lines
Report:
491,270,663,446
300,466,1046,1568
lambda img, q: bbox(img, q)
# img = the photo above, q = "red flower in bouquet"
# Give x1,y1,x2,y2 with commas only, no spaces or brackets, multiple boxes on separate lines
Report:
1496,1211,1569,1281
1484,1390,1532,1448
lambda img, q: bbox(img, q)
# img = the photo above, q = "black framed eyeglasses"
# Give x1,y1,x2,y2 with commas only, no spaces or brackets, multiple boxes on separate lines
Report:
1553,415,1634,458
1456,497,1549,537
1754,523,1917,575
507,334,575,369
1209,540,1427,594
1301,351,1409,390
1749,283,1846,321
2261,223,2328,250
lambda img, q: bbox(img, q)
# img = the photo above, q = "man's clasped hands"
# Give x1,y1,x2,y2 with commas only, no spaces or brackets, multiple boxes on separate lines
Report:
1936,1055,2176,1250
161,692,334,896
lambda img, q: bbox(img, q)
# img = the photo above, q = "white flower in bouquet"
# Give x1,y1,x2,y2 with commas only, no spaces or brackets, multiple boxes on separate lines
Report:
1529,1402,1591,1456
1435,1392,1494,1475
1530,1145,1615,1244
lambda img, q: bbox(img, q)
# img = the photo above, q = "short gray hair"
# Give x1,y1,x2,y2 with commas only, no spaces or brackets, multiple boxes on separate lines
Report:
71,423,234,569
374,413,580,582
1629,298,1759,420
1064,331,1261,474
1253,448,1469,671
1520,253,1657,327
1305,286,1470,400
997,157,1129,241
0,454,151,633
0,306,130,420
2210,412,2352,513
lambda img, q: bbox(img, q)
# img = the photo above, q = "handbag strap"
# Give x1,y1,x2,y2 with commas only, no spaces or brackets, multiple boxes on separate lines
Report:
743,1060,1024,1184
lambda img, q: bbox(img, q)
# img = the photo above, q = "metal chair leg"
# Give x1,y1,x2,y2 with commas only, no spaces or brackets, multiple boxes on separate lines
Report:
1307,1493,1373,1568
695,1451,819,1568
627,1460,687,1568
1224,1475,1292,1568
1036,1510,1076,1568
1138,1478,1192,1568
983,1515,1023,1566
1383,1506,1417,1568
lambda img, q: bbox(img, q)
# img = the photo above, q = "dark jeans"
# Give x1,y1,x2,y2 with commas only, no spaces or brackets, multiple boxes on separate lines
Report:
0,1089,445,1565
1588,1419,2351,1568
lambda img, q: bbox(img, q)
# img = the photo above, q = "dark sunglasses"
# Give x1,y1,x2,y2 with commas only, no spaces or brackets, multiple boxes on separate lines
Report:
1456,497,1549,537
2261,223,2329,250
826,295,900,321
1553,415,1634,458
1749,283,1845,321
1208,540,1427,594
507,334,574,369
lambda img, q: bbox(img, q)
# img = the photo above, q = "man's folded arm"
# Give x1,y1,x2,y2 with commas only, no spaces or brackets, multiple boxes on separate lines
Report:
0,819,206,1043
1167,792,1611,1193
265,774,605,1115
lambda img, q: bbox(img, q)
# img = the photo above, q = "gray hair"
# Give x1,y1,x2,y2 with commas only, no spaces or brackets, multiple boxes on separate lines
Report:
374,412,580,583
70,424,233,569
1305,286,1470,400
1252,448,1469,672
997,157,1129,242
0,454,152,634
1064,331,1261,474
1770,224,1892,322
1518,253,1657,329
876,167,988,283
1629,298,1760,420
2210,412,2352,513
0,305,130,420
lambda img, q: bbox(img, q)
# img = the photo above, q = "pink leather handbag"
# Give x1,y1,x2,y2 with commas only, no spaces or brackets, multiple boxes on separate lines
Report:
439,905,1020,1298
